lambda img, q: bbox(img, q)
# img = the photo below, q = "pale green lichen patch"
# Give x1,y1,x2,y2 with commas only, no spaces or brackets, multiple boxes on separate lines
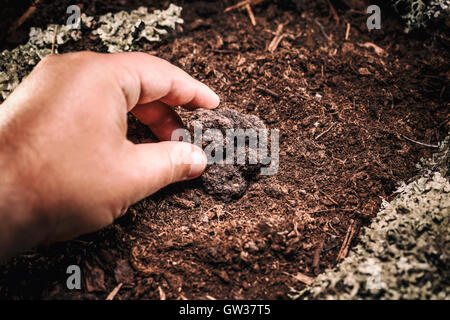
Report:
28,14,94,49
393,0,450,32
93,4,183,53
292,138,449,299
0,14,95,100
417,135,449,177
0,43,51,101
0,4,183,102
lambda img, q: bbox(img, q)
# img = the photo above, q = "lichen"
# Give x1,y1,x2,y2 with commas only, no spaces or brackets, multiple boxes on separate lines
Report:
28,14,93,49
417,134,449,177
0,4,183,102
393,0,450,32
93,4,183,53
0,43,51,101
292,136,450,300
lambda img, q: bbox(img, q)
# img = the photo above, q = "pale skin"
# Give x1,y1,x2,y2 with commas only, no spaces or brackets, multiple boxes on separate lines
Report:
0,51,220,260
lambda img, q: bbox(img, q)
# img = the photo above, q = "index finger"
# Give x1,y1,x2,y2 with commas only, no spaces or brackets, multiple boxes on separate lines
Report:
106,52,220,111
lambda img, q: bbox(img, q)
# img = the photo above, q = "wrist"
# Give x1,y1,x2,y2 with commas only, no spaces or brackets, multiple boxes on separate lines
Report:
0,118,49,260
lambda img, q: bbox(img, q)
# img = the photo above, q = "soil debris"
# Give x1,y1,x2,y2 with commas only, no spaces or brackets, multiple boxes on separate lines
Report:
0,0,448,300
293,139,450,299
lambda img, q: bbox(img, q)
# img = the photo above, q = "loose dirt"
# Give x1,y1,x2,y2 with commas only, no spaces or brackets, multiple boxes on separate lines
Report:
0,0,448,299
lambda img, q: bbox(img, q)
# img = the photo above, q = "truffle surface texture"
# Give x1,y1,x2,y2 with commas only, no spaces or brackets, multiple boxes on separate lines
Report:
188,108,266,202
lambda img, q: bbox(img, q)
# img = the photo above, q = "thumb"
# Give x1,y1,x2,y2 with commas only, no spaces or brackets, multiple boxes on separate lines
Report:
124,141,207,203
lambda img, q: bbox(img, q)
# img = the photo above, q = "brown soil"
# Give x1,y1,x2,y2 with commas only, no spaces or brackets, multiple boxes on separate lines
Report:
0,1,448,300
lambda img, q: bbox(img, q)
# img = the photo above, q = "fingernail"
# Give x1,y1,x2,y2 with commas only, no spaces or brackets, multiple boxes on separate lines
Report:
211,92,220,107
187,150,207,178
202,83,220,108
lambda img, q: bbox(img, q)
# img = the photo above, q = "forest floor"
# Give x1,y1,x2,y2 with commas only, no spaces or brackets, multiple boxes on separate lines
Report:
0,0,448,299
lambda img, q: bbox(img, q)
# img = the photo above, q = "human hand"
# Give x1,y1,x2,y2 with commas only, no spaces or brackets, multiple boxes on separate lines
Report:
0,51,219,259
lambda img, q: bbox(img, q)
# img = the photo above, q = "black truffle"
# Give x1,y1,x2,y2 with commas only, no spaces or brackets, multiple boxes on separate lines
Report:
188,108,266,202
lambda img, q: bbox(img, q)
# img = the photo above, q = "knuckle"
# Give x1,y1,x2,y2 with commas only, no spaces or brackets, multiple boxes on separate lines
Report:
131,51,149,59
65,51,99,66
38,53,59,66
69,50,98,60
38,51,98,71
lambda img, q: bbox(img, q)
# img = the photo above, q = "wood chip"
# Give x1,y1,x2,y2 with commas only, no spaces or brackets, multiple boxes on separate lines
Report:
51,25,58,55
256,85,280,98
106,283,123,301
315,123,335,140
284,272,314,286
358,42,387,56
245,4,256,26
224,0,263,12
267,24,285,52
312,240,325,274
158,286,166,300
345,23,351,41
8,0,40,35
337,219,359,262
326,0,340,25
402,135,439,148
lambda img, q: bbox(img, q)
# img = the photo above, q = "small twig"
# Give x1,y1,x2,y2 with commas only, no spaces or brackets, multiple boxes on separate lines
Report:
210,49,238,54
158,286,166,300
268,34,287,53
440,86,446,99
315,123,335,140
345,23,351,41
402,135,439,148
51,25,58,55
312,240,325,275
283,271,313,286
312,19,331,42
326,0,340,25
256,85,280,98
224,0,263,12
245,4,256,26
8,0,40,35
337,223,352,259
267,24,285,52
358,42,387,57
320,191,339,205
106,283,123,300
293,221,300,237
337,220,358,262
303,207,358,215
225,0,251,12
